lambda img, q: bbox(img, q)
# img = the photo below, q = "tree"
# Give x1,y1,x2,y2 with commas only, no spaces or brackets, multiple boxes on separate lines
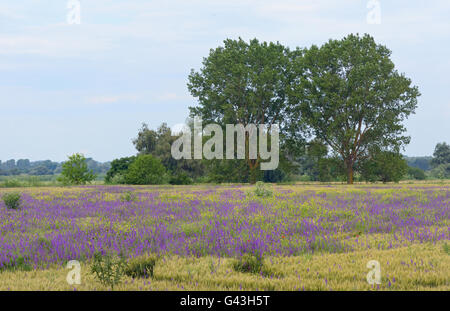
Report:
431,142,450,167
360,151,408,183
125,155,166,185
105,156,136,183
408,166,426,180
290,33,420,184
132,122,205,180
59,153,96,185
188,38,295,183
132,123,158,155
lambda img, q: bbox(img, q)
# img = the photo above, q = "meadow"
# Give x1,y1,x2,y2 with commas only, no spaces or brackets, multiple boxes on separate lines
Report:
0,182,449,291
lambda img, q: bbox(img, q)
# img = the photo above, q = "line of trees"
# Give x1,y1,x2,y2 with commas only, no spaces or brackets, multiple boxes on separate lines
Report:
0,158,110,176
108,33,424,184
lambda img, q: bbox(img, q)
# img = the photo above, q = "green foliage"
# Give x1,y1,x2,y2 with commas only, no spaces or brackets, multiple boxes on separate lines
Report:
254,181,273,197
169,171,193,185
429,163,450,179
120,191,137,202
0,256,32,272
431,142,450,168
233,253,264,274
0,179,21,188
2,192,21,209
443,243,450,255
105,156,136,184
360,151,408,183
90,252,127,290
408,166,426,180
205,159,251,183
188,38,298,181
290,33,420,184
124,255,158,278
132,123,205,180
59,153,96,185
125,155,166,185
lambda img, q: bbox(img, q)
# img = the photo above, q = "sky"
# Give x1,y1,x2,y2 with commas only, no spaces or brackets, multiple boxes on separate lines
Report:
0,0,449,162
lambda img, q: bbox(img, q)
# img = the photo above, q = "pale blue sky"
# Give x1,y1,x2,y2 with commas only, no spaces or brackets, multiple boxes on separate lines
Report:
0,0,449,162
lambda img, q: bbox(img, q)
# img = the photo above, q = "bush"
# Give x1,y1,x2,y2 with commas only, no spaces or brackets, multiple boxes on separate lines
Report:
90,252,127,290
105,156,136,184
429,163,450,179
1,179,22,188
169,171,193,185
109,173,126,185
125,155,166,185
2,192,21,209
120,191,137,202
0,256,32,272
408,166,426,180
360,151,408,183
254,181,273,197
233,253,264,274
125,255,158,278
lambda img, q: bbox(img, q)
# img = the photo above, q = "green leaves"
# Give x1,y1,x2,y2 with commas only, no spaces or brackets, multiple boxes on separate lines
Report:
289,33,420,183
91,252,127,290
59,153,96,185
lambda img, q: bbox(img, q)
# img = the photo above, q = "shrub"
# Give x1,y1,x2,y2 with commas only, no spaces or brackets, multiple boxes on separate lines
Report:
254,181,273,197
120,191,137,202
105,156,136,184
408,166,426,180
91,252,127,290
2,192,21,209
1,179,22,188
233,253,264,274
360,151,408,183
125,155,166,185
169,171,193,185
0,256,32,272
444,243,450,255
125,255,158,278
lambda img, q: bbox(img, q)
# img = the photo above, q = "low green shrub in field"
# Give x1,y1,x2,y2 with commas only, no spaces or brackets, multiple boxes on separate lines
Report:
0,256,32,272
120,191,137,202
91,252,127,290
254,181,273,197
1,179,22,188
125,255,158,278
2,192,21,209
443,243,450,255
169,171,193,185
233,253,264,274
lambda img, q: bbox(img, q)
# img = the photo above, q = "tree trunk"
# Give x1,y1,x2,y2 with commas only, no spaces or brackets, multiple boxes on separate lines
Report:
249,165,257,184
346,160,354,184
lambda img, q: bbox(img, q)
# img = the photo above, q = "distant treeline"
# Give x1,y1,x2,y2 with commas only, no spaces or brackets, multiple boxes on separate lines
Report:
0,158,110,176
404,156,433,171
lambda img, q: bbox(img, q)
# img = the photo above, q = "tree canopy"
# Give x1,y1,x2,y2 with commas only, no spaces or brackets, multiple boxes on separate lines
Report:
289,33,420,183
188,38,297,183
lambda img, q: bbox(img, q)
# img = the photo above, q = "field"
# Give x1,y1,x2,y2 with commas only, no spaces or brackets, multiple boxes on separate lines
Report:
0,182,449,291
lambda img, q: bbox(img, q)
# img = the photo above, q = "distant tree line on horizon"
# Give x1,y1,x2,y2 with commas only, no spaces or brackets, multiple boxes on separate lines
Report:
0,158,110,177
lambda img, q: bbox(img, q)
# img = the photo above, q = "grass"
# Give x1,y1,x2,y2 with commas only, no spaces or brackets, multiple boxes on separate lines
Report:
0,243,447,291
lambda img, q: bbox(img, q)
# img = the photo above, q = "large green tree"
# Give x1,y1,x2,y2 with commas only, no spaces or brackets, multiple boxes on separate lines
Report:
289,33,420,184
188,38,295,183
